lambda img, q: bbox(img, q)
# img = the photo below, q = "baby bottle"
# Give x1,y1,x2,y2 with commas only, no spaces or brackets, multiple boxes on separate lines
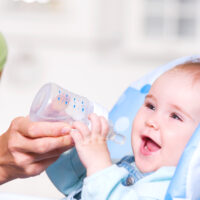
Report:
29,83,125,144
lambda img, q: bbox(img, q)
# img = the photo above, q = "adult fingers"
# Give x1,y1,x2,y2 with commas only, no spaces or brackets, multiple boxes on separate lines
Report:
23,157,59,177
25,147,67,163
12,116,72,138
12,134,74,155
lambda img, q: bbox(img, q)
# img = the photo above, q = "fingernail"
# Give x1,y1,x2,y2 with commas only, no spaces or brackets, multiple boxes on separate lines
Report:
61,127,70,135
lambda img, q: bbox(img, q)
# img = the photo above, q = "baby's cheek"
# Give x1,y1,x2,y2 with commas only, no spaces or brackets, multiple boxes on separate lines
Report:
164,139,186,166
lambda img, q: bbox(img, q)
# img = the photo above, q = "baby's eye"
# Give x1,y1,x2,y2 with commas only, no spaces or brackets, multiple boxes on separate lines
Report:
170,113,183,121
145,102,155,111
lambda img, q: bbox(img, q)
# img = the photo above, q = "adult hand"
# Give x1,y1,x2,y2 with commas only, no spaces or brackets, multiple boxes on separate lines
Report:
0,116,74,184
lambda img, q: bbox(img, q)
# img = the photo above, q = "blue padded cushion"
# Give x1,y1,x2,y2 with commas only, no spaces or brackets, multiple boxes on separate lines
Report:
165,125,200,199
108,85,150,160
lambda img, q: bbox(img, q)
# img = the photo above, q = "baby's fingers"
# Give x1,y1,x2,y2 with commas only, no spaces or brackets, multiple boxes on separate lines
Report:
70,129,83,145
99,116,109,138
88,113,101,137
72,121,90,139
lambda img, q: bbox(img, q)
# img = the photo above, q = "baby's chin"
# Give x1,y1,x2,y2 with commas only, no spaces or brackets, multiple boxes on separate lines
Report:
135,159,160,173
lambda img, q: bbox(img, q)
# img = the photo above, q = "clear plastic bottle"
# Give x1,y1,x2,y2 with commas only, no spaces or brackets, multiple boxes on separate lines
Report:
29,83,125,144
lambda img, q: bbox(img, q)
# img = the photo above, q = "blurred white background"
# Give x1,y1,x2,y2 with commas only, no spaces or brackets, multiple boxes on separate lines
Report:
0,0,199,199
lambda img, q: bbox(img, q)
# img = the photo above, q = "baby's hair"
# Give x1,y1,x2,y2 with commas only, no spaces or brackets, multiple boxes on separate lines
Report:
169,61,200,85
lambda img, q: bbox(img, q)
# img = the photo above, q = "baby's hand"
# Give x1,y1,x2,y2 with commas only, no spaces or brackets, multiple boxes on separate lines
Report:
70,113,112,176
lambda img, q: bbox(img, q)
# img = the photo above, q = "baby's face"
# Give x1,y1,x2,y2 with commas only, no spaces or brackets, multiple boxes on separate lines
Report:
131,71,200,173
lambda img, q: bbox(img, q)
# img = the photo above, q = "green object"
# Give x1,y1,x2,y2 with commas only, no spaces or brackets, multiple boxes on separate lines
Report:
0,33,8,72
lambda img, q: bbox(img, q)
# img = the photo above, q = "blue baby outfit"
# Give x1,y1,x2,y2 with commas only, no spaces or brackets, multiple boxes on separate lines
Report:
117,155,145,186
64,155,145,200
62,154,175,200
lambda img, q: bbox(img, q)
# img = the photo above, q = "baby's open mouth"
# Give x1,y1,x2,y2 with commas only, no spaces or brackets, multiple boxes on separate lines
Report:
140,136,161,155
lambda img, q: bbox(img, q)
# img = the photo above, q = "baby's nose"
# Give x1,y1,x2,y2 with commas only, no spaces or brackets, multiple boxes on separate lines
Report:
145,119,159,130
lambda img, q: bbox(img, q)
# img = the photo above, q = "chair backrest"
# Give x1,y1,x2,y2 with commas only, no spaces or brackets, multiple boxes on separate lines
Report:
107,55,200,199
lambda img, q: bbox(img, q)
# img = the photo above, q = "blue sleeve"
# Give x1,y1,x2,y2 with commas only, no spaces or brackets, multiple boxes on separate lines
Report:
46,148,86,196
82,166,175,200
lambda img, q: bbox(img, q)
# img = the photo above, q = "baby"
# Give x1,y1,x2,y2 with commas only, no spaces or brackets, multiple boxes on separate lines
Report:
70,63,200,199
